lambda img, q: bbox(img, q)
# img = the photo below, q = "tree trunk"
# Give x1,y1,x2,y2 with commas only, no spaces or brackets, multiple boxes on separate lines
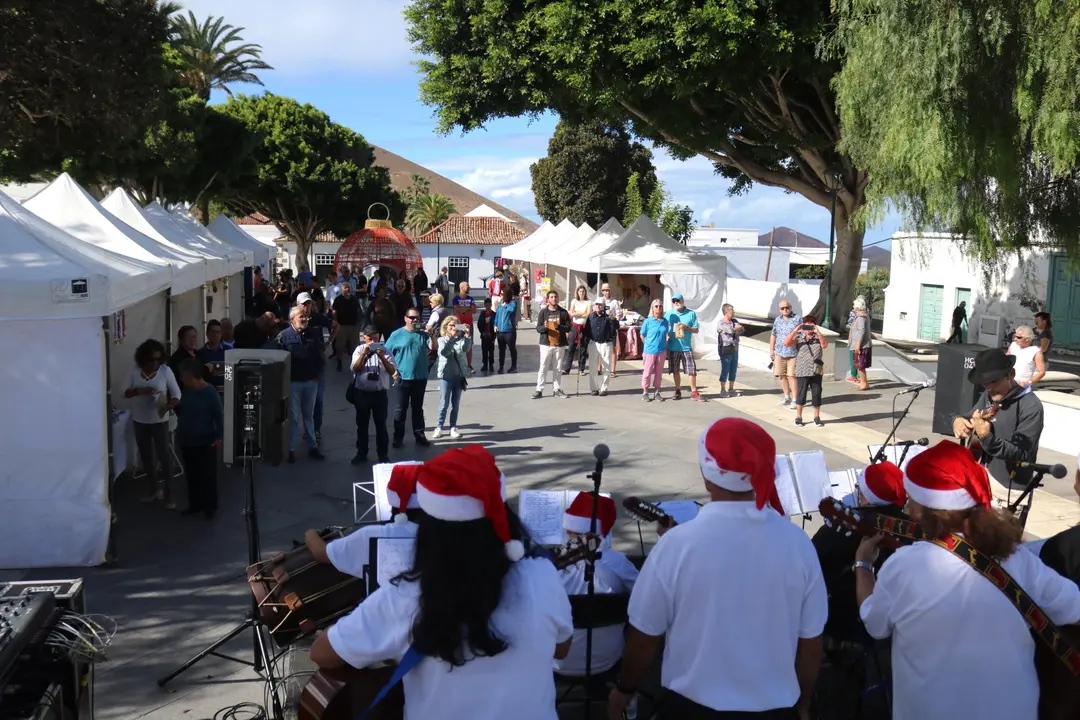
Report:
293,233,312,273
809,223,864,330
195,196,210,225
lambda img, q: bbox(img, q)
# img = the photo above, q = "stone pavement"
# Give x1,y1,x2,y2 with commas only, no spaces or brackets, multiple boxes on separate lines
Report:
2,332,1076,719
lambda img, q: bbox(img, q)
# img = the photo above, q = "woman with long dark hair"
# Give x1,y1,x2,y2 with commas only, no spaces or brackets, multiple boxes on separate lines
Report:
311,446,573,718
124,339,181,506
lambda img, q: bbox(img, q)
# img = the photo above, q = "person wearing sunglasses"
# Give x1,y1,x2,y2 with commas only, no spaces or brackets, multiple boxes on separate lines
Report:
769,300,803,407
385,309,435,448
123,338,181,507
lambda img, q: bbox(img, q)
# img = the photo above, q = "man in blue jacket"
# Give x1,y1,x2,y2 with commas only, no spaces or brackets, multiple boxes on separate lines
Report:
384,309,433,448
275,306,327,463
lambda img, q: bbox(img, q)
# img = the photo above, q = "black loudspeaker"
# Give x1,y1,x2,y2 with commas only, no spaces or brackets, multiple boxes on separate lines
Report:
223,350,290,466
932,343,991,436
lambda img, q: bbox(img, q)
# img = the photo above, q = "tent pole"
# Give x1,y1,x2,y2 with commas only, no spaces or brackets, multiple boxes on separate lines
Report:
224,275,231,320
165,288,173,356
102,315,119,566
764,227,775,281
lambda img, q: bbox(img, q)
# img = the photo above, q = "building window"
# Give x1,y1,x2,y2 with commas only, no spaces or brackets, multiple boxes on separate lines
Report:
448,257,470,268
314,254,336,266
447,256,470,287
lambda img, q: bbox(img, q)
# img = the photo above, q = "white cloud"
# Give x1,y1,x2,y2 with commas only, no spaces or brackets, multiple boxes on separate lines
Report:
175,0,413,77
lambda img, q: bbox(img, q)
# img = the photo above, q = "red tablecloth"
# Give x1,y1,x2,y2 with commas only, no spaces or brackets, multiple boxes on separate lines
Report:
618,325,642,360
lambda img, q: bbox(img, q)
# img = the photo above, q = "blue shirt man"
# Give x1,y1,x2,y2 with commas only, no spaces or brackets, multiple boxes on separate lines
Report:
383,309,432,447
663,293,703,401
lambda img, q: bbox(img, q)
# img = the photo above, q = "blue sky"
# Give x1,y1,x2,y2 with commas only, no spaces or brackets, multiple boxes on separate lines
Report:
186,0,898,247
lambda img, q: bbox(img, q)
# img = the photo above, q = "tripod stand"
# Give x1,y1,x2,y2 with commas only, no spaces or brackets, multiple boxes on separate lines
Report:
156,440,285,720
1007,469,1046,529
871,386,927,464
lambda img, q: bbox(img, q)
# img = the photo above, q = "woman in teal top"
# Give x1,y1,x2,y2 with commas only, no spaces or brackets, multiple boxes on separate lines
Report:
434,315,472,439
638,300,670,402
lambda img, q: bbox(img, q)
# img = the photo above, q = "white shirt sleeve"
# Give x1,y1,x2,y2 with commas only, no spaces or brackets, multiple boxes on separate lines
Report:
529,558,574,643
797,537,828,638
859,550,903,639
600,550,640,593
325,526,379,579
627,538,673,637
163,365,182,401
328,584,413,668
1013,546,1080,625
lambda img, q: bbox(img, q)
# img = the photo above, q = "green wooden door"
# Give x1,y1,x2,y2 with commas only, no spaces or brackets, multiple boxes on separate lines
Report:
918,284,944,341
1048,255,1080,350
955,288,971,341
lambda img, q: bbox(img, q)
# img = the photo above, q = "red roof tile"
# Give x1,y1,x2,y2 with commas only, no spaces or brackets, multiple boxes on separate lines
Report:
235,212,272,225
415,216,526,246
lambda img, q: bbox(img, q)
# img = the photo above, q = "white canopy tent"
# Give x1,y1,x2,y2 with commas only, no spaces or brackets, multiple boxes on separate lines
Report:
0,189,169,568
501,220,555,261
538,222,594,266
561,218,625,296
101,188,211,345
208,214,273,270
171,208,249,320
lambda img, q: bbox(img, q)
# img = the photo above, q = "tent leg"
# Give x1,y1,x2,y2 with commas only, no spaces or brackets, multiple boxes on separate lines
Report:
102,316,119,567
224,276,230,320
165,288,173,357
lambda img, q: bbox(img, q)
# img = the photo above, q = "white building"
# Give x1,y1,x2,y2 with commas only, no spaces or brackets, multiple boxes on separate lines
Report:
882,232,1072,349
415,215,526,290
689,226,760,247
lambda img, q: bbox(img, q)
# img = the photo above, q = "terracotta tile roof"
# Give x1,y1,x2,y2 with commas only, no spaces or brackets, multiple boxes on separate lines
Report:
235,212,272,225
415,215,526,246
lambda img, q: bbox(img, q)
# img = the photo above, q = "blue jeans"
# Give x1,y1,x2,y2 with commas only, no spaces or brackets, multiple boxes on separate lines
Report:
719,351,738,382
290,380,318,451
313,369,326,432
437,376,463,429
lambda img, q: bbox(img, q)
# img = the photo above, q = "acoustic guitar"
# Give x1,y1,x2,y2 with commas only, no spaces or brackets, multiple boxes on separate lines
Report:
622,497,677,530
817,498,928,549
965,401,1002,465
298,663,403,720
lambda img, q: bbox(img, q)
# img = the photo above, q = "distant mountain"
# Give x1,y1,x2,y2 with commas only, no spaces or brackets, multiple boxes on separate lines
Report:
757,227,827,248
372,146,539,233
864,246,892,269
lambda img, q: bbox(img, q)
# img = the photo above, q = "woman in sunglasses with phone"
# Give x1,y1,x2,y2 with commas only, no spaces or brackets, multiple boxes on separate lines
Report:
783,314,828,427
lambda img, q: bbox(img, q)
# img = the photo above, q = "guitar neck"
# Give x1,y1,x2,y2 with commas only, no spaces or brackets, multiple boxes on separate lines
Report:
623,497,676,527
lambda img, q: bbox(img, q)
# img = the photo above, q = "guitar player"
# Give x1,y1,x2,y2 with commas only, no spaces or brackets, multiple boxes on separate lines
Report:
952,348,1045,500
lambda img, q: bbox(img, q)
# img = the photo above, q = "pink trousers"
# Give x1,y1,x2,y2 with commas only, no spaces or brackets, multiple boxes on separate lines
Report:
642,352,665,390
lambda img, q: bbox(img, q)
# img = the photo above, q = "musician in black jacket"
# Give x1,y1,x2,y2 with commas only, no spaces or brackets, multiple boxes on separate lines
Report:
533,290,571,399
952,348,1044,494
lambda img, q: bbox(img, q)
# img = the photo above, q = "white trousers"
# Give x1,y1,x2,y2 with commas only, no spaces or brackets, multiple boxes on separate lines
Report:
536,345,565,392
588,341,613,393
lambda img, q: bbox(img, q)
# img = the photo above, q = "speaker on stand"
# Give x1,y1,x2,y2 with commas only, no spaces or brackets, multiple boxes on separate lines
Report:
931,342,991,436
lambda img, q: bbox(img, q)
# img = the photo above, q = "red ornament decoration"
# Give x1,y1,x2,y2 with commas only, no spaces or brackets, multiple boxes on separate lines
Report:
334,203,422,276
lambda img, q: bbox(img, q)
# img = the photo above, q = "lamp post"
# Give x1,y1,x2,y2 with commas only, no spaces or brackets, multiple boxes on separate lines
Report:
823,173,842,329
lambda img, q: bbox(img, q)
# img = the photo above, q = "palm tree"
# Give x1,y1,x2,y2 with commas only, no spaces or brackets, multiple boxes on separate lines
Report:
169,12,273,101
406,194,457,235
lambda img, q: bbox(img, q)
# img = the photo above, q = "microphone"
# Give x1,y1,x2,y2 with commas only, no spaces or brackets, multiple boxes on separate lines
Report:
895,438,930,447
593,444,610,462
1013,461,1069,479
897,379,936,395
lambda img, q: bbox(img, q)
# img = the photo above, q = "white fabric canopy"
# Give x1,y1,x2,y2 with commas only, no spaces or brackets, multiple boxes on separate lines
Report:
560,219,626,272
101,189,225,287
501,220,554,261
208,214,273,270
170,207,251,272
0,190,169,320
537,222,594,265
129,200,229,279
521,219,578,264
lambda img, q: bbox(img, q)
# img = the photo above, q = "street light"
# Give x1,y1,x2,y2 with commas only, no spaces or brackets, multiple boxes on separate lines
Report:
823,172,842,330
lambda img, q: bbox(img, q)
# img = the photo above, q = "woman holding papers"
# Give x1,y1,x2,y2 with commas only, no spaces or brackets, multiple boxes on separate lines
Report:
311,446,573,720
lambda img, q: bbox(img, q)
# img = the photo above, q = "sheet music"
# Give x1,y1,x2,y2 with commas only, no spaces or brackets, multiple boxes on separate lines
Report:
867,444,928,469
656,501,701,525
375,538,416,589
519,490,567,545
790,451,832,513
829,469,858,504
774,455,803,516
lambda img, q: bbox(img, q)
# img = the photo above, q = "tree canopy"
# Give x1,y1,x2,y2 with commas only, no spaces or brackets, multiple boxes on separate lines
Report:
624,174,694,244
405,0,866,323
530,120,658,227
406,193,457,235
832,0,1080,271
0,0,171,180
169,11,273,101
216,94,403,271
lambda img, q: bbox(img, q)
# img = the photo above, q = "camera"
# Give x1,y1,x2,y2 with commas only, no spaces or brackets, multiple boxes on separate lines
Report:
366,371,380,381
801,324,814,331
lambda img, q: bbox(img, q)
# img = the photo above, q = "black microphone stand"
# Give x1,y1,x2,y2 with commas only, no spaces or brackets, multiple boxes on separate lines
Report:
1007,469,1046,529
583,443,609,720
872,388,925,464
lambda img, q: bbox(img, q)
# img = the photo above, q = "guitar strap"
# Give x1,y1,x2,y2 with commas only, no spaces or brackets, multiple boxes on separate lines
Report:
869,512,929,544
356,646,423,720
930,534,1080,677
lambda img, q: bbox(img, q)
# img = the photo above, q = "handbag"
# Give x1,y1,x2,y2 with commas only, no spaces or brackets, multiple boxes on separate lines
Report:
801,335,824,376
345,374,358,404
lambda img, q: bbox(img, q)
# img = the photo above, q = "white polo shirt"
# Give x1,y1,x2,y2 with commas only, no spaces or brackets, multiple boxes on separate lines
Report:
628,501,827,712
325,521,419,579
555,548,639,676
328,557,573,720
860,541,1080,720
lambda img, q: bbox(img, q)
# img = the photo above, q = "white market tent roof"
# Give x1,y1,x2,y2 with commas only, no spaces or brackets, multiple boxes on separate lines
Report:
170,206,251,272
559,218,624,261
107,194,228,280
0,190,169,320
502,219,559,261
589,215,728,276
100,188,209,293
517,219,578,264
464,204,511,221
537,222,595,265
560,218,627,271
207,214,273,270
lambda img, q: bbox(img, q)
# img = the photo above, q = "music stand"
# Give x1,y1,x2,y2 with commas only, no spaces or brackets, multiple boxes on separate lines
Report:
367,537,417,595
156,439,286,720
1006,470,1046,529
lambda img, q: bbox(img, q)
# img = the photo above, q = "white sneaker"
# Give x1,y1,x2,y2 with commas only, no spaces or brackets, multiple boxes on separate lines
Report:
778,396,790,406
432,428,444,439
449,427,462,439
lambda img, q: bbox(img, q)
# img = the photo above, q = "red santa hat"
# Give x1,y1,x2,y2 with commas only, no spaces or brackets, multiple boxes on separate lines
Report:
385,461,423,523
563,492,616,537
698,418,783,514
903,440,992,510
416,445,523,561
859,462,906,507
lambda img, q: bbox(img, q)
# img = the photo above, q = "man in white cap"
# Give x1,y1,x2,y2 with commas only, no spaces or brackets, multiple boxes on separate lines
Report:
581,298,618,396
305,462,424,578
311,446,574,719
295,291,338,445
555,492,639,677
855,440,1080,720
608,418,826,720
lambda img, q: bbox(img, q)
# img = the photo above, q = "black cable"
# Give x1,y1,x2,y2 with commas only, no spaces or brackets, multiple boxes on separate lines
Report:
208,701,267,720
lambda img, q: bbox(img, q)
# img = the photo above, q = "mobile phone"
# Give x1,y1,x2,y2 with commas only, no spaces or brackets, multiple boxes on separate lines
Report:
801,324,814,331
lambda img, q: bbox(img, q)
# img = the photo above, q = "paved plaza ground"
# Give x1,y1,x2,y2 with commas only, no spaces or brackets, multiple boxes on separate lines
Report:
4,332,1078,719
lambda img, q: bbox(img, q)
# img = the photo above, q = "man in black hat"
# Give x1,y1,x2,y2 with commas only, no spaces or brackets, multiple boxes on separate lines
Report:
952,348,1044,492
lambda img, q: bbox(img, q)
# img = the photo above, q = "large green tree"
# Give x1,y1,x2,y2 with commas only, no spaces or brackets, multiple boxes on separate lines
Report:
0,0,170,180
169,12,273,101
406,0,863,325
831,0,1080,273
217,94,403,272
530,120,658,227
